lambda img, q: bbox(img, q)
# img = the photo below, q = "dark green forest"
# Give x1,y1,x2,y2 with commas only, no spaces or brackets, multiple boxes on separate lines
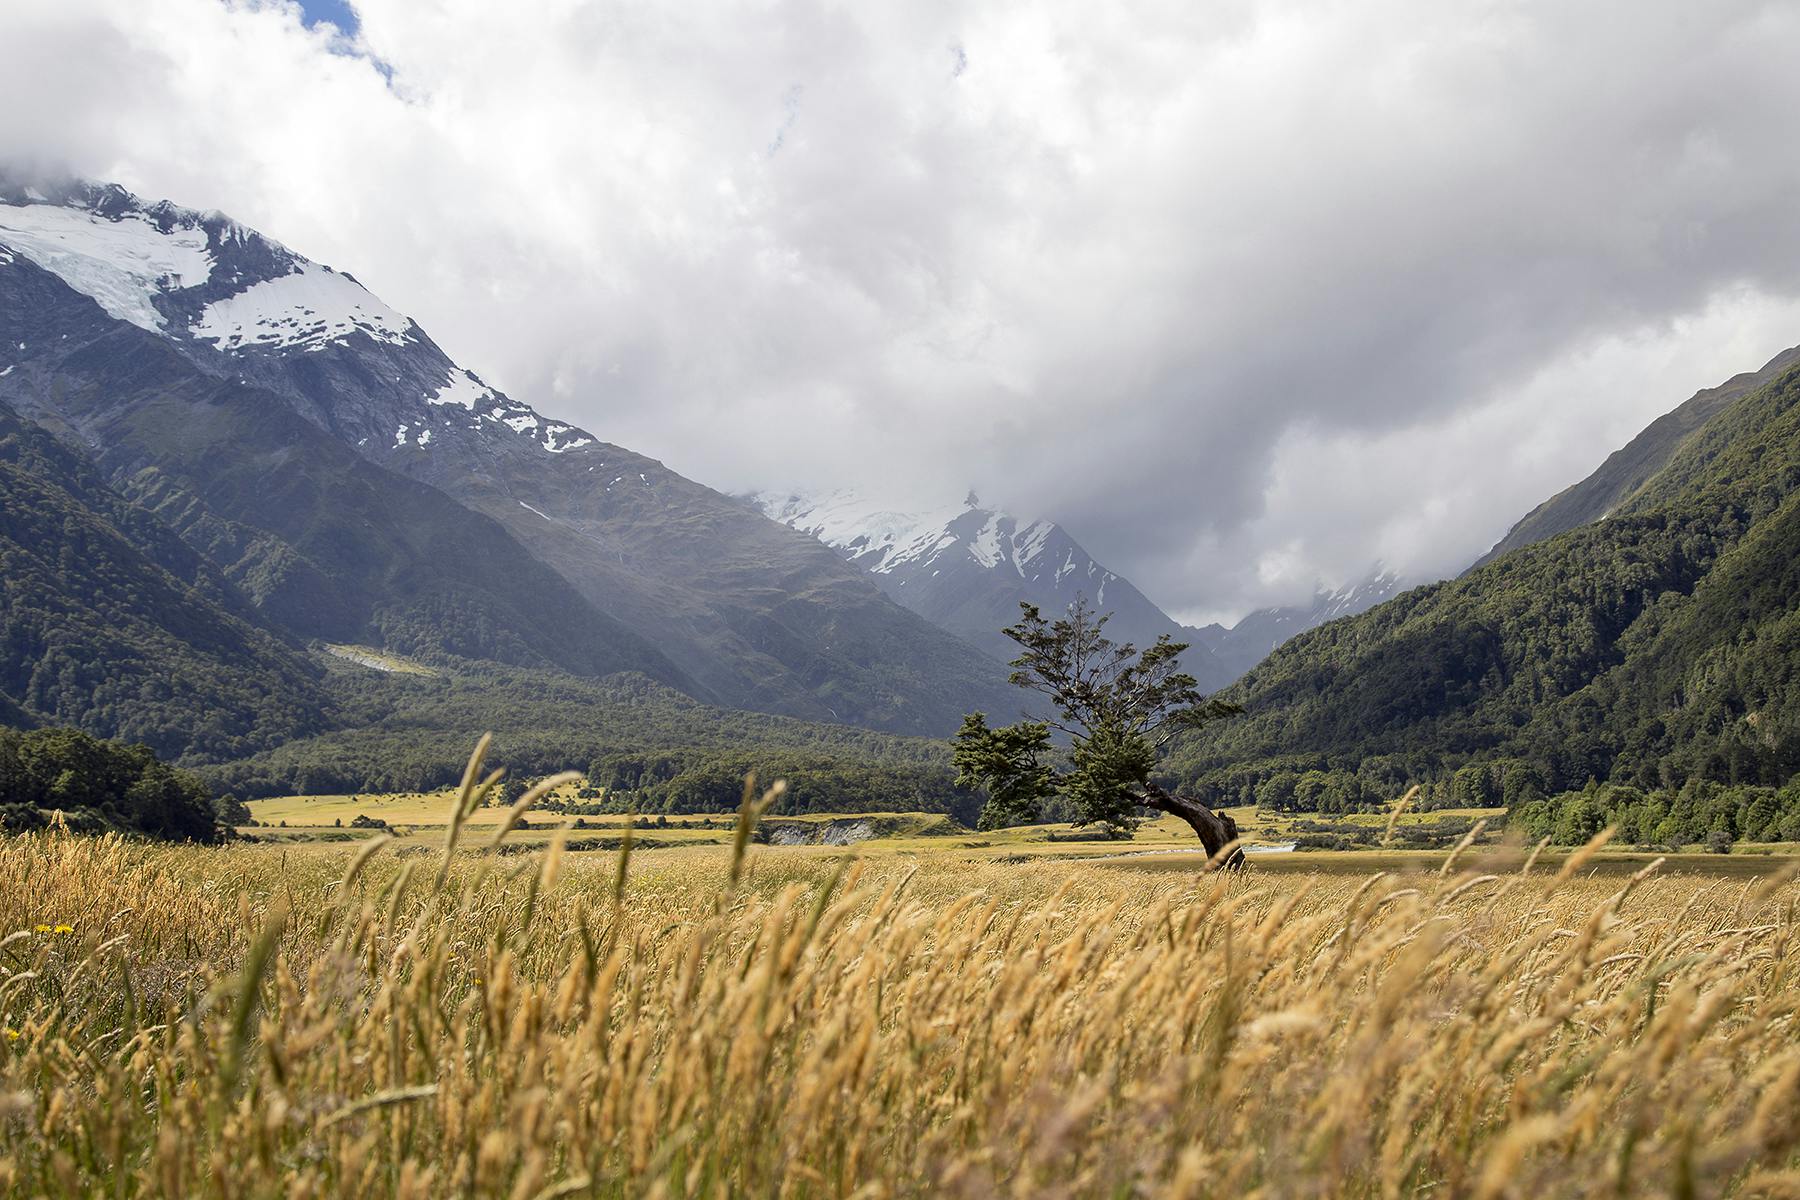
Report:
0,726,223,841
0,402,331,760
1514,777,1800,848
202,661,964,816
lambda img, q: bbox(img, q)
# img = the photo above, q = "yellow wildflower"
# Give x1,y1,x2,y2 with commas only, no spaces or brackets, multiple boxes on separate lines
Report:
32,924,50,934
4,1029,18,1041
53,924,74,935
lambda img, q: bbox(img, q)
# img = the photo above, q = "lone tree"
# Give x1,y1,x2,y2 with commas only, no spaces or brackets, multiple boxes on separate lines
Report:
954,599,1244,864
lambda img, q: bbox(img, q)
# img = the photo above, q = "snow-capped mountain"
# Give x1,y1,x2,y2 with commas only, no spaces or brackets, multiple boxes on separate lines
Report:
0,181,587,460
0,179,1017,734
752,489,1132,605
751,488,1239,687
1186,567,1407,680
754,487,1406,688
752,489,1190,654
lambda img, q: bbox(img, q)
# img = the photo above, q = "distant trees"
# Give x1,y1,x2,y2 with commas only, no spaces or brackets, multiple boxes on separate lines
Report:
0,726,221,841
195,663,967,817
1246,768,1382,814
1512,777,1800,847
953,600,1242,860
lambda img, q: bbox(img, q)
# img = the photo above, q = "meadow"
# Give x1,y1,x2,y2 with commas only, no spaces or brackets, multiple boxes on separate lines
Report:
5,763,1800,1196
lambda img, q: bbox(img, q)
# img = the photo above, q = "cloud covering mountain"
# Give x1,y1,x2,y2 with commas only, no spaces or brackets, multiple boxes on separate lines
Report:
8,0,1800,621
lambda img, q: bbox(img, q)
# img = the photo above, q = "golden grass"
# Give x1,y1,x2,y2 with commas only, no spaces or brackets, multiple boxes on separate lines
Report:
4,779,1800,1196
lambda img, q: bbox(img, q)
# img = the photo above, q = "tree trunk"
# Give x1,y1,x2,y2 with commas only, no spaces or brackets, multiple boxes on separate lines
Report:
1142,784,1244,868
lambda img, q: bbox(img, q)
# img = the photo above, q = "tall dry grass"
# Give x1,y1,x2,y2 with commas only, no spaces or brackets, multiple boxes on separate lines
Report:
2,755,1799,1196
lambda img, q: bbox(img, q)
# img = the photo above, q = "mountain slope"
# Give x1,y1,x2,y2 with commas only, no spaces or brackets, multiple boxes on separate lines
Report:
0,398,331,760
0,247,694,692
1166,354,1800,797
0,180,1016,734
1473,344,1800,566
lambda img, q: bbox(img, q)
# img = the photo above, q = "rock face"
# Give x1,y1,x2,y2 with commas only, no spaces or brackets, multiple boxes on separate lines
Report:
0,179,1016,735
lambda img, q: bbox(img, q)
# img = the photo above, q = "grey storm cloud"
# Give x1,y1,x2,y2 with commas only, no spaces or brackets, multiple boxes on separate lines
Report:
6,0,1800,622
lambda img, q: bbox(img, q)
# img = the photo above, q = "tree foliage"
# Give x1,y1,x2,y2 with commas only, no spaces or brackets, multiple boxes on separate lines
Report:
0,726,220,841
951,714,1052,829
955,600,1237,841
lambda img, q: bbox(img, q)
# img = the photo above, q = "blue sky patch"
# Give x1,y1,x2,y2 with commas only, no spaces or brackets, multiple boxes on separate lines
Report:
298,0,359,34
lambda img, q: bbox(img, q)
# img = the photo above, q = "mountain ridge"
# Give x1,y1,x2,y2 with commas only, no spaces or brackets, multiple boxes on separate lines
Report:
1473,343,1800,567
1165,348,1800,799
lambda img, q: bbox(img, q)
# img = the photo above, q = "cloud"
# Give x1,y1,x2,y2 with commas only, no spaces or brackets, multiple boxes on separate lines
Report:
5,0,1800,621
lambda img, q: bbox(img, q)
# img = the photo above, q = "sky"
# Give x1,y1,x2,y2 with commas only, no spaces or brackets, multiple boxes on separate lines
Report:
6,1,1800,625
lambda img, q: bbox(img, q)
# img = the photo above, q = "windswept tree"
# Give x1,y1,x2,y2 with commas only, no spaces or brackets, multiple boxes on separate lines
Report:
953,599,1244,863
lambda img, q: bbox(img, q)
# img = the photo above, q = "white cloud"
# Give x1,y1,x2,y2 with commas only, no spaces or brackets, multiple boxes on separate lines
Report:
5,0,1800,621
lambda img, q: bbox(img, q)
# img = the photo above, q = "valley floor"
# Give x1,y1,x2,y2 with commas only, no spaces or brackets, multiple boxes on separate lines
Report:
3,820,1799,1196
244,790,1800,873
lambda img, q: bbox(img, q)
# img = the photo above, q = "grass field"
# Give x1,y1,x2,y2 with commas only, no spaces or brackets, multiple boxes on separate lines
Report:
242,787,1443,843
246,788,1799,867
6,761,1800,1196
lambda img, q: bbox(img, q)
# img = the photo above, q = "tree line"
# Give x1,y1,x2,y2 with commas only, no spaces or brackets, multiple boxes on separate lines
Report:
0,726,227,842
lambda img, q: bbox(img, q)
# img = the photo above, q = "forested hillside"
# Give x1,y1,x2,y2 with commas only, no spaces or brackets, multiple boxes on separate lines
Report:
203,662,965,818
1165,359,1800,803
1474,344,1800,565
0,401,331,760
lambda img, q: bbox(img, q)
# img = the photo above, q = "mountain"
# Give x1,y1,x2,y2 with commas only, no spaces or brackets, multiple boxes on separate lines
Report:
1472,344,1800,567
752,488,1403,689
0,231,690,691
1185,568,1406,681
1165,350,1800,799
0,179,1016,736
749,488,1233,681
0,397,332,761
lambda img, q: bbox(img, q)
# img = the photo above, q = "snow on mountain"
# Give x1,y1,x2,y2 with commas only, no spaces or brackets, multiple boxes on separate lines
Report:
1317,569,1405,622
425,367,496,410
753,489,1086,589
190,259,413,350
1187,565,1406,680
757,488,1410,688
750,488,1231,684
0,181,594,461
0,200,213,332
